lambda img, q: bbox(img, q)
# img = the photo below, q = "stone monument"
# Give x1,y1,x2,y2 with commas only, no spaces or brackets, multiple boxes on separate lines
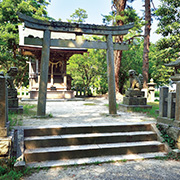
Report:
165,57,180,83
119,70,152,111
5,67,23,114
0,72,9,136
0,72,12,159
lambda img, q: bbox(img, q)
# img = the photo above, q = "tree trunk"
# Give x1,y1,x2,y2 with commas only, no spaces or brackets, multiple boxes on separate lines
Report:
143,0,151,88
113,0,127,93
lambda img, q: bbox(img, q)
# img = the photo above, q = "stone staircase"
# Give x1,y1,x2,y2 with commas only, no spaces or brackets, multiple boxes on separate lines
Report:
22,123,167,167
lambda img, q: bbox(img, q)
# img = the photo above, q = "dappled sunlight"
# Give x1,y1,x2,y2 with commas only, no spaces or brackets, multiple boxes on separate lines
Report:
22,98,156,127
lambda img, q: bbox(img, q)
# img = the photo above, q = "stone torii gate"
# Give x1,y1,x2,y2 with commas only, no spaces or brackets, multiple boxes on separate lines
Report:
18,13,133,116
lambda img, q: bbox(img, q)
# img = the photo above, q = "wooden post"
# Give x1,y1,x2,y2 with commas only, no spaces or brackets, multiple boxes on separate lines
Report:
37,29,51,116
50,64,54,86
107,34,117,114
64,75,67,88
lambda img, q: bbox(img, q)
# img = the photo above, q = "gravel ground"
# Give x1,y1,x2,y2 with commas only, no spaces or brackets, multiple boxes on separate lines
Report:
21,97,180,180
22,97,156,127
22,160,180,180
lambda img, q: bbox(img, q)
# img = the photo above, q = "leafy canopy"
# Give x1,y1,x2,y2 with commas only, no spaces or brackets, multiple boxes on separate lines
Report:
0,0,51,87
67,8,88,23
153,0,180,85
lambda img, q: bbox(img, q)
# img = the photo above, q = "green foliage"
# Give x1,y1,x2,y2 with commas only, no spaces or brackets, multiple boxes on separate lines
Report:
8,112,22,130
67,8,88,23
129,102,159,119
153,0,180,85
8,103,37,130
67,48,108,95
156,124,176,149
0,157,39,180
103,7,144,33
83,103,96,106
0,0,52,87
155,91,160,97
155,152,180,161
22,104,36,116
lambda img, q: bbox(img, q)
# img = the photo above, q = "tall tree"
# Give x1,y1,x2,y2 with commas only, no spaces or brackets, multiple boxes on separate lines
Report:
152,0,180,85
67,48,107,95
0,0,51,87
112,0,127,93
142,0,151,88
67,8,88,23
104,0,143,93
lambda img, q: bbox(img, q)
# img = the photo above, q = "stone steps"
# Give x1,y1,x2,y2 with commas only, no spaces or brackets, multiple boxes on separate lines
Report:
24,131,157,149
26,152,167,168
23,123,152,137
22,123,167,167
24,141,164,163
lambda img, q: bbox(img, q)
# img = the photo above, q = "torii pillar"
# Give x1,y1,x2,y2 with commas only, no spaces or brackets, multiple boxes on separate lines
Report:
107,34,117,114
37,30,51,116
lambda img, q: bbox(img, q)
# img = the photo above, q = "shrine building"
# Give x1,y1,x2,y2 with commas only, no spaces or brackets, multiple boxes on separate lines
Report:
18,25,87,99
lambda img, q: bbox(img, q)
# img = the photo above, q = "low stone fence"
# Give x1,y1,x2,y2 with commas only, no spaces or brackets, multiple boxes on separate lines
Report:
158,82,180,148
159,86,176,120
17,87,30,99
73,87,92,97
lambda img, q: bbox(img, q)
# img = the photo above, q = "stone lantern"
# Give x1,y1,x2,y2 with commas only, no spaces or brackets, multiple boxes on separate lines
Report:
147,78,156,102
165,57,180,83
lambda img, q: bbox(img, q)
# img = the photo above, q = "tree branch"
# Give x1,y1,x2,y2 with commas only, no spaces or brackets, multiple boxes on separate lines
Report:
125,35,144,44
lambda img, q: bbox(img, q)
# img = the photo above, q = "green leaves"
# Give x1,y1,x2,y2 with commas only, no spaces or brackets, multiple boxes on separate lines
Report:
0,0,51,87
67,47,108,94
67,8,88,23
153,0,180,85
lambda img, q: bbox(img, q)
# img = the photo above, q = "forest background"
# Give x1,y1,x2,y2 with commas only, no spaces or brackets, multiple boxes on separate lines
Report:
0,0,179,95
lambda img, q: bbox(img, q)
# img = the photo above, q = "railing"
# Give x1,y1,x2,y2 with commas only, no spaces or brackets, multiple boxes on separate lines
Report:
73,87,92,97
17,87,30,98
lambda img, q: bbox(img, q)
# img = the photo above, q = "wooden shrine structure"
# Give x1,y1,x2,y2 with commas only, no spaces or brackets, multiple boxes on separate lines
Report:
19,25,87,99
18,13,133,116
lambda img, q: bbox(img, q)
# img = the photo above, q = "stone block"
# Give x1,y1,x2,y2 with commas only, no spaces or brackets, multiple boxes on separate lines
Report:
125,90,144,97
172,149,180,157
123,96,147,105
8,98,18,108
119,104,152,112
0,127,8,137
157,117,174,126
0,140,10,156
166,126,180,142
159,86,169,118
8,88,17,98
167,92,176,119
0,136,12,158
